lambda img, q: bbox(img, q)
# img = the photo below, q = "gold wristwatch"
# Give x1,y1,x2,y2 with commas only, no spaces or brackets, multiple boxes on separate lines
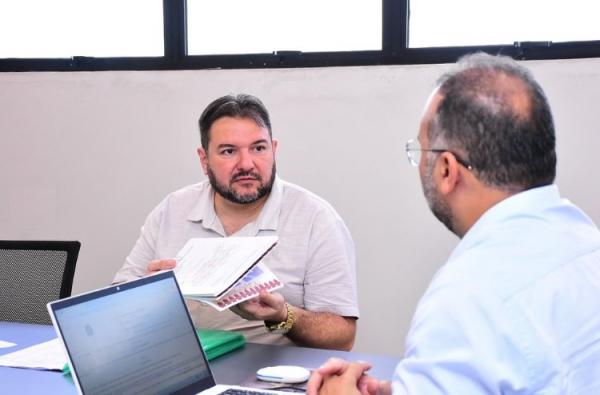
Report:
265,303,295,334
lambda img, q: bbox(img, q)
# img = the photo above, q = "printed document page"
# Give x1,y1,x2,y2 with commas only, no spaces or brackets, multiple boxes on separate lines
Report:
187,261,283,311
174,236,278,297
0,338,66,370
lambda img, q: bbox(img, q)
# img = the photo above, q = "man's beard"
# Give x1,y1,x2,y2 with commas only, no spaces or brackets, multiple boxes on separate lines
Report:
208,163,276,205
421,157,456,234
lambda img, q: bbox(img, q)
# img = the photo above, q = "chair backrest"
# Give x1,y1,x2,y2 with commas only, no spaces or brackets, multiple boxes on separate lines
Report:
0,240,80,324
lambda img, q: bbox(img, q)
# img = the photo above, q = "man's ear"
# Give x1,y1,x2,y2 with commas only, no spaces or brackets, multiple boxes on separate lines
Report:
271,138,279,157
197,147,208,175
434,151,461,196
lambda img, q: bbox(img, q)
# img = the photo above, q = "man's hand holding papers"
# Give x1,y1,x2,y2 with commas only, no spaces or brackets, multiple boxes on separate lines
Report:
229,289,287,321
169,236,282,311
194,262,282,311
146,258,176,274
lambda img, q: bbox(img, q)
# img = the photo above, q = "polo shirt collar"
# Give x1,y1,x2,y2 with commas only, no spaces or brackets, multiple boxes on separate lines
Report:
186,177,282,233
186,181,222,233
254,176,282,231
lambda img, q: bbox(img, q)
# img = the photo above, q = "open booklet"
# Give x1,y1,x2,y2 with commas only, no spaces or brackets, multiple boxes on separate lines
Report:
173,236,282,311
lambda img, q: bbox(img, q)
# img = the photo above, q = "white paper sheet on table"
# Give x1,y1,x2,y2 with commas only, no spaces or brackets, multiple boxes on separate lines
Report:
0,340,17,348
0,338,67,371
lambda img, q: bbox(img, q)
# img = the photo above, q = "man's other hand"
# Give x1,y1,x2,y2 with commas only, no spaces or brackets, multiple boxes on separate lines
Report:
145,259,177,275
230,290,287,322
307,358,391,395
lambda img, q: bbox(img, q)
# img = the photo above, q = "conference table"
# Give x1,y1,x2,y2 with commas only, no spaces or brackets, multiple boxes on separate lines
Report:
0,321,401,394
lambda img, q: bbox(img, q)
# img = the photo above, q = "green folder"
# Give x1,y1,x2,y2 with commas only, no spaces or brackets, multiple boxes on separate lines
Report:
195,328,246,361
63,328,245,375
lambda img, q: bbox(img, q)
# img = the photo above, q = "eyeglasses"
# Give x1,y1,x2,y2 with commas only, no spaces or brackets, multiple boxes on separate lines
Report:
405,138,473,170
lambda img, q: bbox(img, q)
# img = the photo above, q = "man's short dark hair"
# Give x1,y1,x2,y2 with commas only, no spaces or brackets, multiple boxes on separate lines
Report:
198,94,272,151
429,52,556,191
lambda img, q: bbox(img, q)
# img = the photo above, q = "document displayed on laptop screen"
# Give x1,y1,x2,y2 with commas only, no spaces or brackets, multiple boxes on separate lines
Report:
49,272,214,395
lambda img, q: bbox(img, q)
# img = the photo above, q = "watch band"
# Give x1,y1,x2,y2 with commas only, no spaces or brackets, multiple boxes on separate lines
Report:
265,303,295,334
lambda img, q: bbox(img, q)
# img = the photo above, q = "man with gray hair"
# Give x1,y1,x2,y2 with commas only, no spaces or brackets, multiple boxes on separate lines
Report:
308,53,600,393
115,94,358,350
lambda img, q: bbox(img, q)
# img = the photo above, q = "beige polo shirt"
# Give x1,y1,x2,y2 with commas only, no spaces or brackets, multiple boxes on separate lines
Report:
114,177,358,345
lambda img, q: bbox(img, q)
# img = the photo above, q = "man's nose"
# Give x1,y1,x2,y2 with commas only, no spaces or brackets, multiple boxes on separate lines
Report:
236,149,255,171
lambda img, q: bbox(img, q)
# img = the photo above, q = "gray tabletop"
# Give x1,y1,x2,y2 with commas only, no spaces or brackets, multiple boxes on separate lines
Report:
0,322,401,394
211,342,400,388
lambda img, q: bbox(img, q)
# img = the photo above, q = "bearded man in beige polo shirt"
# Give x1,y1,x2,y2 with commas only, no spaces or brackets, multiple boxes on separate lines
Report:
114,94,358,350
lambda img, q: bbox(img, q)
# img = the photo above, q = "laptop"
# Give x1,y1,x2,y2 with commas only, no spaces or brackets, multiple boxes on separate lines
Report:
47,270,298,395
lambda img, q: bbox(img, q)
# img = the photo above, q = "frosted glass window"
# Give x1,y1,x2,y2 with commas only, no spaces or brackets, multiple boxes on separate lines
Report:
0,0,163,58
187,0,381,55
410,0,600,48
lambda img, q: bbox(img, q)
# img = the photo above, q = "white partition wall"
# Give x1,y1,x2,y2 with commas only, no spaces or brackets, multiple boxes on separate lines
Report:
1,58,600,356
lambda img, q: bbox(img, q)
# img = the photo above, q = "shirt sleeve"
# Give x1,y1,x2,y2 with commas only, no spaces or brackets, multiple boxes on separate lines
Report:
303,207,359,318
392,282,531,394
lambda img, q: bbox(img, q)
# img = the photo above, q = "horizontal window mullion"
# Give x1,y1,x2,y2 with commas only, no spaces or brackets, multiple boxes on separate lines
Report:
4,41,600,72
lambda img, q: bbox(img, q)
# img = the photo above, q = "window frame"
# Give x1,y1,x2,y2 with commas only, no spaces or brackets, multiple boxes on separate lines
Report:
1,0,600,72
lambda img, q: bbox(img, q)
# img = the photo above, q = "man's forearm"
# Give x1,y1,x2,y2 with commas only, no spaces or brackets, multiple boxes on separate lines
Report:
287,308,356,351
233,291,356,350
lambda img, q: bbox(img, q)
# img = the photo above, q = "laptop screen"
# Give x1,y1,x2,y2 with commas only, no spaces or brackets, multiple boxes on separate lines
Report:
48,271,215,395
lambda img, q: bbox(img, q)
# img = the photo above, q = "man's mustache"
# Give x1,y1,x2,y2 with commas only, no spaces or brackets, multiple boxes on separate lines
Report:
231,171,262,182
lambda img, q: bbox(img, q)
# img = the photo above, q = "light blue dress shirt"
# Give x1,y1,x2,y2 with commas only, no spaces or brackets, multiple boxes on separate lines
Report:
393,185,600,394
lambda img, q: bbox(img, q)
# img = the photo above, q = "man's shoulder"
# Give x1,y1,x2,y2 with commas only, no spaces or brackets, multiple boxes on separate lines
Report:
162,181,210,202
278,178,339,213
150,181,211,216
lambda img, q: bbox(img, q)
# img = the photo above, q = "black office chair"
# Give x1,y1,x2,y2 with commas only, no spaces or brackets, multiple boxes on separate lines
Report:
0,240,80,324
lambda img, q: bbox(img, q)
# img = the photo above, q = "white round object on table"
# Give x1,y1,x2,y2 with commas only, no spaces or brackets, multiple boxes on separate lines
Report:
256,365,311,384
